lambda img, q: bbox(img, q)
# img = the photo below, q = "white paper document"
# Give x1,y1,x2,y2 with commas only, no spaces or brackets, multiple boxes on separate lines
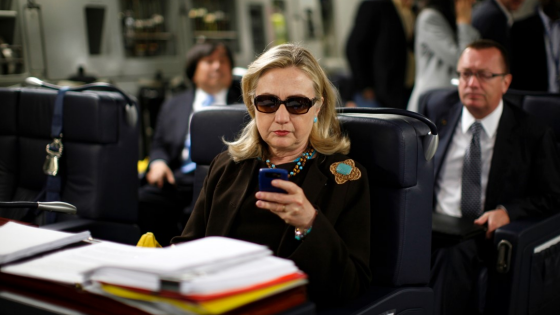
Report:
0,221,91,265
91,255,300,295
1,241,160,284
1,237,271,286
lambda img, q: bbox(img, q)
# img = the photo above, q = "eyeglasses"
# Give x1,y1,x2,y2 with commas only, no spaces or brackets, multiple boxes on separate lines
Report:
253,95,317,115
457,71,508,82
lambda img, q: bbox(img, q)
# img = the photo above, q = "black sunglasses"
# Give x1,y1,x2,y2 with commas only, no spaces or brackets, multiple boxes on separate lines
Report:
254,95,317,115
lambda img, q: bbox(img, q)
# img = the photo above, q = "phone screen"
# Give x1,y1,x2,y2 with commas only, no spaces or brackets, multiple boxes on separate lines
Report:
259,168,288,193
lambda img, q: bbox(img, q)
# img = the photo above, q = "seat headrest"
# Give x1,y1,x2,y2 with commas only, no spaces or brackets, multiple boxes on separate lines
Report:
191,105,251,164
7,88,126,144
522,95,560,140
339,113,431,188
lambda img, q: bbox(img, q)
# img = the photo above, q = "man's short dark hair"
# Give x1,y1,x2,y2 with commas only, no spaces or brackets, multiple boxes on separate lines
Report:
465,39,510,73
184,42,234,83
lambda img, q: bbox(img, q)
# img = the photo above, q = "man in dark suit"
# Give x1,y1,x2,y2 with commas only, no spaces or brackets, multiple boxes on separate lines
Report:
421,39,560,314
510,0,560,92
345,0,414,109
472,0,525,52
138,42,241,246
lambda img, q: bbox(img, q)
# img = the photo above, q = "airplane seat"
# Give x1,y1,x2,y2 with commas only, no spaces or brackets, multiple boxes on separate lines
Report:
189,105,436,314
521,94,560,150
489,91,560,315
0,87,140,245
189,105,252,213
418,87,560,315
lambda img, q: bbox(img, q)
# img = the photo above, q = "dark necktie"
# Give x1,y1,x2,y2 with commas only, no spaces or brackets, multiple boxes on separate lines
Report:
461,121,483,219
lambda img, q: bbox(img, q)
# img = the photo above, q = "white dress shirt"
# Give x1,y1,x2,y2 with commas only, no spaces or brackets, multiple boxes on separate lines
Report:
193,88,228,112
435,101,504,217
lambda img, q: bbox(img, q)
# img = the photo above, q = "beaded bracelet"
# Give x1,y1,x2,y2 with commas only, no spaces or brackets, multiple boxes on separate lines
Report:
294,209,318,241
295,226,312,241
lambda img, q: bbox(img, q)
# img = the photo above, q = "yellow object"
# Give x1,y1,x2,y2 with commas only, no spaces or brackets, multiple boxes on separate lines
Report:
137,157,149,174
136,232,162,248
100,278,306,314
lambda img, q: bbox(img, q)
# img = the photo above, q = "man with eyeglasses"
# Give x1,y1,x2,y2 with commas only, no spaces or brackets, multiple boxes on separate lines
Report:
422,39,560,315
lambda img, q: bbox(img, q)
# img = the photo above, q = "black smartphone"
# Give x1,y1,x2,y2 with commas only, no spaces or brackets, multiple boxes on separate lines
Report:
259,168,288,193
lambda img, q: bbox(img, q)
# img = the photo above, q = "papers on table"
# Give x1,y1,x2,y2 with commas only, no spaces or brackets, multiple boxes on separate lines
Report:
90,256,303,297
92,276,307,315
0,221,90,265
1,241,161,284
86,255,307,315
81,238,308,314
1,235,308,314
2,237,271,286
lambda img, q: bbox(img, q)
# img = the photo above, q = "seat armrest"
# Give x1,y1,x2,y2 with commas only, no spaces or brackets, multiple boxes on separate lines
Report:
488,212,560,314
494,213,560,258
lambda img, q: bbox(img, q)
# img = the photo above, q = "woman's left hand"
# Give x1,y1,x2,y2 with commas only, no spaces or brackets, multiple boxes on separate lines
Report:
255,179,317,229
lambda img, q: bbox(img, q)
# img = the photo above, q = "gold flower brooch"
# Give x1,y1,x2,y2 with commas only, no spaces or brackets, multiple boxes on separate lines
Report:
330,159,361,184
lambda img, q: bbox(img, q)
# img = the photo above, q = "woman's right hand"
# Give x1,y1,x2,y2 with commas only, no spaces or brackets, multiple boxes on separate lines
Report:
146,160,175,188
255,179,317,230
455,0,474,24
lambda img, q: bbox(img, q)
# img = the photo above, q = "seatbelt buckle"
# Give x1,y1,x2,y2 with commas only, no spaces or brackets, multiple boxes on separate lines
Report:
43,138,63,176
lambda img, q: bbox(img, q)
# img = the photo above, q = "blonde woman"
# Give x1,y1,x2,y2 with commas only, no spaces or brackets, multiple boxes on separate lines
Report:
172,44,371,308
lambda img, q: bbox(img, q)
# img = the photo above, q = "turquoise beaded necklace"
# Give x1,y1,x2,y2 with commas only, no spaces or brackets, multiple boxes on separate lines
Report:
265,147,316,178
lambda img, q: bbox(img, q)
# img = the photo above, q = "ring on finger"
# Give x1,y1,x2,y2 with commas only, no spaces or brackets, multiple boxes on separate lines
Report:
282,205,286,212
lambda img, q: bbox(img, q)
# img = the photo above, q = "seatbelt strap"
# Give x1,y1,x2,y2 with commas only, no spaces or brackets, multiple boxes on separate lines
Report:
43,87,68,224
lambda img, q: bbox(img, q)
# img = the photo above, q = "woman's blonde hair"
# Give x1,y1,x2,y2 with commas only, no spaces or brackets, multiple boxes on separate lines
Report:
226,43,350,161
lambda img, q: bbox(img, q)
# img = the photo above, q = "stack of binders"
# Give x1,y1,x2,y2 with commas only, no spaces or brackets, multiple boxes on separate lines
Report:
85,237,308,315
